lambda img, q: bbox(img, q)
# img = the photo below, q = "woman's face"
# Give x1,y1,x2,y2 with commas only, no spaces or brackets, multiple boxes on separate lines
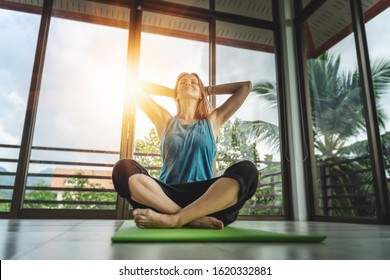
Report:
176,74,202,101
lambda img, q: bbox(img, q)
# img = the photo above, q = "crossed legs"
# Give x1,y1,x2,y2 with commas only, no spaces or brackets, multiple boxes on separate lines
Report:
128,174,240,229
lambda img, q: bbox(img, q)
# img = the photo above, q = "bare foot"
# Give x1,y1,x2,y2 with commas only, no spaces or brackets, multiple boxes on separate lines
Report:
133,208,179,228
187,216,224,229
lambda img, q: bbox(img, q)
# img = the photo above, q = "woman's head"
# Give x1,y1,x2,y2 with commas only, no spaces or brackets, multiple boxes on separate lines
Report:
174,72,211,119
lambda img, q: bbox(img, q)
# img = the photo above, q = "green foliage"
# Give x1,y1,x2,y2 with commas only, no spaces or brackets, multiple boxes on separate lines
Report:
239,154,283,216
253,51,390,159
0,198,10,212
23,173,116,210
216,119,283,215
216,118,260,170
58,172,116,210
134,128,162,178
308,53,366,158
23,179,56,209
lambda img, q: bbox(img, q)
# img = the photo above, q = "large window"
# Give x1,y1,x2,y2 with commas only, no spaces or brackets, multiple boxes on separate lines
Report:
216,21,284,216
303,0,378,219
0,3,42,212
365,5,390,198
1,0,286,219
23,1,129,210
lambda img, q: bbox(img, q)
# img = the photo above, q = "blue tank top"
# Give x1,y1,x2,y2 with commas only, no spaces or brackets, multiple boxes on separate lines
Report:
159,116,217,184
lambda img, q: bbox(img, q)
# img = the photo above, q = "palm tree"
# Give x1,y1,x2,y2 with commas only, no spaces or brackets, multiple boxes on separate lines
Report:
251,51,390,159
250,52,390,217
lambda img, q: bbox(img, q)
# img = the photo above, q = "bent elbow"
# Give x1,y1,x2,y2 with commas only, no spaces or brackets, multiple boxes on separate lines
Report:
246,81,252,91
242,81,252,93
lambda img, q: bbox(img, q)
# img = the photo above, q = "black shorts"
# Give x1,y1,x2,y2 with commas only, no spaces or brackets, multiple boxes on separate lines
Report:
112,159,258,226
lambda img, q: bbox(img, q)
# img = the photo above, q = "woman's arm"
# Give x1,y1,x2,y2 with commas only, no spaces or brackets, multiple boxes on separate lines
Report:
139,81,174,98
207,81,252,129
133,81,173,139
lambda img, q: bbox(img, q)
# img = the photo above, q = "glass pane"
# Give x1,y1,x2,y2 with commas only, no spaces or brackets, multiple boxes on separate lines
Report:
216,0,272,21
301,0,311,9
23,1,129,210
0,2,42,212
216,21,283,216
161,0,209,9
304,0,377,218
365,5,390,200
136,12,209,180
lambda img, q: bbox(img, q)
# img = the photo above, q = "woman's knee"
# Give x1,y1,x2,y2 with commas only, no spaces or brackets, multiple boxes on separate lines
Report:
238,160,258,173
224,160,258,195
228,160,258,181
113,159,147,179
111,159,147,198
240,160,259,192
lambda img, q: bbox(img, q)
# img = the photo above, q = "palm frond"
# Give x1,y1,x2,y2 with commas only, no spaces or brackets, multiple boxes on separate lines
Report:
371,58,390,96
240,120,280,152
251,80,278,109
249,51,390,158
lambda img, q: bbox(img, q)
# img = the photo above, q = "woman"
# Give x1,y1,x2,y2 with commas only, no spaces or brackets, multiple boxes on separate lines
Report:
112,73,258,229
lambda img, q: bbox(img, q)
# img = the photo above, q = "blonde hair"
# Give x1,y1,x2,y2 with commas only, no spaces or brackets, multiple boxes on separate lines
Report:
174,72,212,119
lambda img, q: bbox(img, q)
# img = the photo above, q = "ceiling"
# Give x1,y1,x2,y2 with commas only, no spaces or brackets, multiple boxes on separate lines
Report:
142,10,274,52
161,0,273,20
304,0,386,57
0,0,389,56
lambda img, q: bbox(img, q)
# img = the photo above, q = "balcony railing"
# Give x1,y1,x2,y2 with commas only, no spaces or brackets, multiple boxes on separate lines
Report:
0,144,285,215
318,153,390,217
0,144,119,211
3,143,390,218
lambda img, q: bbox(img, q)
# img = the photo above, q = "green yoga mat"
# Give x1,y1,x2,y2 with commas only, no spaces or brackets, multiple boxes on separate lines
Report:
111,221,326,243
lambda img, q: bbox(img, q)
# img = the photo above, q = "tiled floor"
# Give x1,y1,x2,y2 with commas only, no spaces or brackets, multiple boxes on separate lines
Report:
1,219,390,259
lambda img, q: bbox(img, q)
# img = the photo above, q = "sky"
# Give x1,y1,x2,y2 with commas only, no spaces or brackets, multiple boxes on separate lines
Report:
330,7,390,137
1,5,390,174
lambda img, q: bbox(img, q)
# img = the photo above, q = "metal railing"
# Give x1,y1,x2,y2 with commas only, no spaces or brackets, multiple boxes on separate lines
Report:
0,144,119,211
318,153,390,217
0,144,284,215
4,143,389,218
